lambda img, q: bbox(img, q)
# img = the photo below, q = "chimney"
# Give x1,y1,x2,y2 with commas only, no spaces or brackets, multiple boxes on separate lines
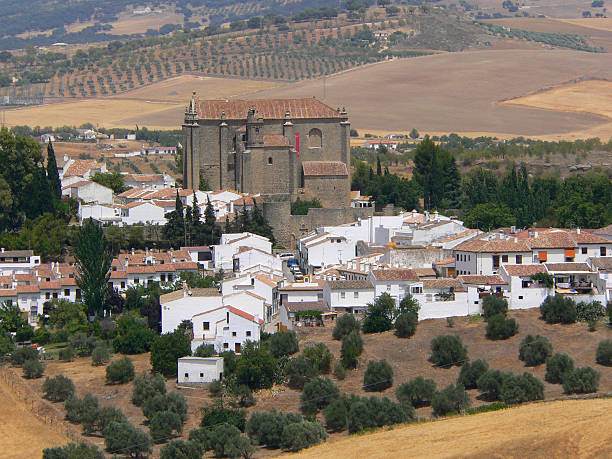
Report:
131,248,134,255
577,228,581,234
514,237,518,243
534,231,539,238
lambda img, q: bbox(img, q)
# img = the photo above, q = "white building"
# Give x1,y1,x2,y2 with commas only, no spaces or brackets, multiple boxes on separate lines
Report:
322,280,375,315
79,204,122,225
0,250,41,275
213,233,273,272
122,173,175,189
160,288,223,334
233,247,281,273
62,180,113,205
498,264,551,311
368,269,422,306
178,357,223,384
191,305,262,354
414,278,472,320
120,202,167,226
454,236,532,276
297,232,355,273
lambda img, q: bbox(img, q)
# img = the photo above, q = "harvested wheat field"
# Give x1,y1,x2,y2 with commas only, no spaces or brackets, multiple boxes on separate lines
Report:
0,375,69,459
290,398,612,459
254,49,612,140
3,75,284,130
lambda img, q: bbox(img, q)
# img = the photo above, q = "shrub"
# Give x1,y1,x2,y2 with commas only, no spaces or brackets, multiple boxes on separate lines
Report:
323,398,348,431
517,372,544,402
150,411,183,443
233,384,255,408
50,329,69,343
395,376,436,408
160,440,203,459
91,344,111,366
348,396,414,433
188,428,212,451
268,331,299,358
576,300,606,323
143,392,188,423
59,346,74,362
94,406,127,436
193,343,214,357
32,327,51,345
166,391,189,423
499,375,526,405
104,421,151,458
363,359,393,392
246,410,303,448
300,377,340,416
540,295,577,324
519,335,552,366
429,335,468,368
15,324,34,343
482,295,508,319
207,423,243,457
42,375,75,402
285,355,317,389
69,333,98,357
302,343,333,373
150,330,191,377
10,346,39,365
208,380,223,397
333,361,346,380
563,367,600,394
457,359,489,390
485,313,519,340
281,420,327,452
477,370,511,401
595,339,612,366
234,341,277,390
332,313,360,340
131,372,166,406
224,435,255,458
340,330,363,369
431,384,470,416
105,357,135,384
23,358,44,378
545,353,575,384
200,402,246,432
65,393,99,424
362,293,395,333
43,442,104,459
395,312,418,338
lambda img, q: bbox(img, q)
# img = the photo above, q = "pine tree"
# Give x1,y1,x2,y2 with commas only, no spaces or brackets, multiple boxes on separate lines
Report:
23,166,54,219
190,192,202,244
162,191,185,248
376,157,382,176
46,141,61,201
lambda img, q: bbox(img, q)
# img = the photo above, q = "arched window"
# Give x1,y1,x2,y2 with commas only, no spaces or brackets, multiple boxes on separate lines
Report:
308,128,322,149
268,157,273,165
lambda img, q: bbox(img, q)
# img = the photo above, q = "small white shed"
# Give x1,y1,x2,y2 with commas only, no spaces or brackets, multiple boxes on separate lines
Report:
177,357,223,384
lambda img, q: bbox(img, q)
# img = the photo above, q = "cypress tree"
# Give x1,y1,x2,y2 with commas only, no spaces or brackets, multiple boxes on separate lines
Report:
46,141,61,200
162,191,185,248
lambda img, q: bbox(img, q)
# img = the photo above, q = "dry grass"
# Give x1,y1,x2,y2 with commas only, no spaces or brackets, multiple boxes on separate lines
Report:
0,376,69,458
290,398,612,459
3,75,284,130
110,12,184,36
559,18,612,32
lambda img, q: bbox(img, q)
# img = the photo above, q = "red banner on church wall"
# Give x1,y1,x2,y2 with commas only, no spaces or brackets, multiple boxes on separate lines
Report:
295,133,300,156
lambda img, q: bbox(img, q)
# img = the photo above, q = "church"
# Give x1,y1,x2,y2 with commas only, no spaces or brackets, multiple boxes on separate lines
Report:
182,93,352,208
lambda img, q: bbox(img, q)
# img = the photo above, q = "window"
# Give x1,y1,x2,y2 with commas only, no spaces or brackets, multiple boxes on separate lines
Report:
501,255,508,263
64,289,70,297
168,274,173,281
582,247,588,255
121,282,125,289
226,312,230,323
134,278,139,284
232,331,237,337
160,274,166,282
411,286,423,294
492,255,500,269
518,295,523,300
200,373,204,378
387,284,391,291
45,292,50,299
184,373,189,378
52,293,58,299
522,280,529,288
223,343,228,349
601,247,607,256
203,321,209,331
308,128,322,148
456,254,459,261
341,292,345,299
516,255,522,264
354,292,359,299
268,157,273,165
246,331,251,337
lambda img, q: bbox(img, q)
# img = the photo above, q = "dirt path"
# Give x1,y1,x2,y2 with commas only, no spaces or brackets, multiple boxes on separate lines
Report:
290,398,612,459
0,374,69,459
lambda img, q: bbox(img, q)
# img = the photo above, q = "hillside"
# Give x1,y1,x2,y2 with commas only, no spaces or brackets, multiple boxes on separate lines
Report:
290,398,612,458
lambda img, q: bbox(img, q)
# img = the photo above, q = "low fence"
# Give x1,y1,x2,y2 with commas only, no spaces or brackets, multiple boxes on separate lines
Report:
0,364,83,445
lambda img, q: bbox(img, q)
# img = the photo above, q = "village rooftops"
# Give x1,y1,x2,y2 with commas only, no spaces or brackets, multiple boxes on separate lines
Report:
0,249,35,259
458,274,507,285
160,288,221,304
278,282,324,291
197,98,343,120
371,269,419,281
501,264,547,277
193,305,263,324
544,263,594,273
284,301,329,313
595,224,612,236
526,231,577,249
327,280,373,290
590,257,612,271
454,237,530,253
422,278,464,290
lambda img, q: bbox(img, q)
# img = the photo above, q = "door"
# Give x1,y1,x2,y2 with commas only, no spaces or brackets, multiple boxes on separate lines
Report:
235,342,241,353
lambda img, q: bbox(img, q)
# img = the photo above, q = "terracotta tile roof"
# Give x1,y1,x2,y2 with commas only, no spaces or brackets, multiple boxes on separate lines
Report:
437,229,479,243
568,230,610,244
60,278,77,286
194,305,263,324
302,161,348,177
63,159,99,177
197,98,342,120
172,261,199,271
224,291,267,302
502,265,547,276
349,191,360,200
172,250,193,261
285,301,329,313
160,288,221,304
263,134,290,147
0,288,17,297
590,257,612,271
459,274,507,285
58,265,75,276
181,246,211,251
413,268,436,278
39,281,61,290
63,180,94,189
232,196,264,206
423,278,463,289
254,274,279,288
434,258,456,266
110,271,127,279
155,264,176,272
454,238,530,253
595,224,612,236
279,283,324,291
160,290,184,304
127,265,156,274
327,280,373,290
0,249,34,257
190,288,221,297
14,274,36,282
371,269,419,281
16,285,40,294
0,276,12,287
124,201,157,209
527,231,576,249
544,263,594,273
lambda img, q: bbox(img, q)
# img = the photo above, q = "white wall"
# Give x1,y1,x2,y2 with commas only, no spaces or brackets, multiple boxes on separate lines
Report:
415,291,472,320
161,295,223,334
178,357,223,383
192,307,260,353
123,203,166,226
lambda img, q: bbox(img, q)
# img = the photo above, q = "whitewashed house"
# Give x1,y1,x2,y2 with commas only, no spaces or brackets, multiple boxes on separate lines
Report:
458,274,509,314
413,278,472,320
322,280,375,315
79,204,122,225
0,250,41,276
368,269,422,306
297,232,355,273
160,288,223,334
233,247,281,273
213,233,273,271
62,180,113,205
121,201,167,226
453,236,532,276
178,357,223,384
498,264,551,310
